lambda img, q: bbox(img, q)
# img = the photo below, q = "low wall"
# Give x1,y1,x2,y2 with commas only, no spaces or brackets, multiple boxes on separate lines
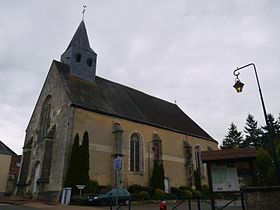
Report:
243,186,280,210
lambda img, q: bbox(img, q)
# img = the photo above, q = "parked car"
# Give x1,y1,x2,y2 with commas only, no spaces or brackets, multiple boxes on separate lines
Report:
87,188,131,206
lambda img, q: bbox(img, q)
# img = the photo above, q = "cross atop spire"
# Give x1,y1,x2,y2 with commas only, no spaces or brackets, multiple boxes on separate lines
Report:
82,5,87,21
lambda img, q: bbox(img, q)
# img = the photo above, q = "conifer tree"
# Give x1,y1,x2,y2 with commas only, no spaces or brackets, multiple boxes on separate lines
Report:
277,114,280,143
262,114,280,149
159,162,165,190
242,114,263,149
64,132,90,194
80,131,90,185
64,133,80,190
255,149,273,185
150,160,165,190
194,169,202,190
150,160,159,189
221,123,243,149
262,114,278,136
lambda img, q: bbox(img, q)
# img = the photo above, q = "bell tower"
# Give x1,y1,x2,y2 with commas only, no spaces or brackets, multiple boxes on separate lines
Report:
61,20,97,82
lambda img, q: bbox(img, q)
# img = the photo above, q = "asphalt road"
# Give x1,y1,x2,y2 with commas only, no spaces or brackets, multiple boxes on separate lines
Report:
0,202,243,210
96,201,243,210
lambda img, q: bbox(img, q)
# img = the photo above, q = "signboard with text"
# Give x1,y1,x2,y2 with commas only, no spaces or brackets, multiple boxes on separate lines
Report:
76,185,86,190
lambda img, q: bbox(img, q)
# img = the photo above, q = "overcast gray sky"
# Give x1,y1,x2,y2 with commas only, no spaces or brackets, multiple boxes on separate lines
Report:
1,0,280,154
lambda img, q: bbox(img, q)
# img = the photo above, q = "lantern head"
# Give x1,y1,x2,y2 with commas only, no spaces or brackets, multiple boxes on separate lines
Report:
233,78,244,93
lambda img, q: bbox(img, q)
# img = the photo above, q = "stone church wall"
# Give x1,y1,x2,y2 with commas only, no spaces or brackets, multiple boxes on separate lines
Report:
72,108,217,189
17,62,74,200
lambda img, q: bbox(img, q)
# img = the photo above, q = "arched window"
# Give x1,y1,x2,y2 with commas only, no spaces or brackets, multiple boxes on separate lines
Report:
38,95,51,141
194,145,202,177
130,133,143,173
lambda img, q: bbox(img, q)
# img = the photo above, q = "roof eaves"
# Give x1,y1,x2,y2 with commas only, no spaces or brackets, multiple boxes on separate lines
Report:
202,156,256,163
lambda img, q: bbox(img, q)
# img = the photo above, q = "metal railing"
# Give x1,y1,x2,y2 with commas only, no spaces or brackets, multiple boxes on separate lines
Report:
162,192,245,210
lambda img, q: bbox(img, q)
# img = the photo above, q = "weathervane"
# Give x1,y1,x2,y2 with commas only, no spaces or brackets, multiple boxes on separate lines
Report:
82,5,87,20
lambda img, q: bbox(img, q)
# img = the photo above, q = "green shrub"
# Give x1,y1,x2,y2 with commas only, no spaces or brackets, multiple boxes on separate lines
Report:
179,186,192,191
256,149,274,185
128,184,145,194
71,195,88,205
152,189,167,200
170,187,194,199
132,191,149,202
138,191,149,201
183,190,193,198
86,180,99,193
170,187,184,196
191,189,202,198
200,185,210,195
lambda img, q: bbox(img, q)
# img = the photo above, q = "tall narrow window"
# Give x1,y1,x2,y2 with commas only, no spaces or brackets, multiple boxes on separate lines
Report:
130,133,142,172
38,96,51,141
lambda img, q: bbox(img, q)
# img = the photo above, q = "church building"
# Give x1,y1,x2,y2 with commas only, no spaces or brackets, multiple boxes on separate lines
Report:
16,20,218,201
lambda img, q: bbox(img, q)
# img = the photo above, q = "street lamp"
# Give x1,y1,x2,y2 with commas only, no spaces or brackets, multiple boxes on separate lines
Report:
233,63,280,183
233,76,244,93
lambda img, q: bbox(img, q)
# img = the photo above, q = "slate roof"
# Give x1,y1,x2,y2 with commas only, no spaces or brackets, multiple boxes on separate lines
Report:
0,141,17,156
65,20,94,53
201,148,257,162
54,61,215,142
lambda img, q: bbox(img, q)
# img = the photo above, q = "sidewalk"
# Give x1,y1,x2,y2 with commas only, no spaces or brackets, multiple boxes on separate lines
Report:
23,202,106,210
0,197,105,210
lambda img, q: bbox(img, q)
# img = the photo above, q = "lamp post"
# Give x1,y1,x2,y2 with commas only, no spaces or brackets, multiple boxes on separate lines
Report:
233,63,280,183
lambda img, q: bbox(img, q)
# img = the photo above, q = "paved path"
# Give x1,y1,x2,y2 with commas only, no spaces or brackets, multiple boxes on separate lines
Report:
25,203,104,210
0,199,244,210
0,203,105,210
0,203,37,210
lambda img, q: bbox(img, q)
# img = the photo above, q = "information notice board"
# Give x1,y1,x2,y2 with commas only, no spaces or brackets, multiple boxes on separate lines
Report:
211,164,240,192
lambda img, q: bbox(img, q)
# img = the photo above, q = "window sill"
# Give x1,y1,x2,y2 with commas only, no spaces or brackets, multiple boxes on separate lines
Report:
130,171,144,176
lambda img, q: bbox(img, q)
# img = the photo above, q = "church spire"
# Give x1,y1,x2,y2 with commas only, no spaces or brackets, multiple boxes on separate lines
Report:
66,21,94,53
61,20,97,82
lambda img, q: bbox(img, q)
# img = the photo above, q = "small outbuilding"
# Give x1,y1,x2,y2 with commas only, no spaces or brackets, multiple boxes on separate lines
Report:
201,148,257,193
